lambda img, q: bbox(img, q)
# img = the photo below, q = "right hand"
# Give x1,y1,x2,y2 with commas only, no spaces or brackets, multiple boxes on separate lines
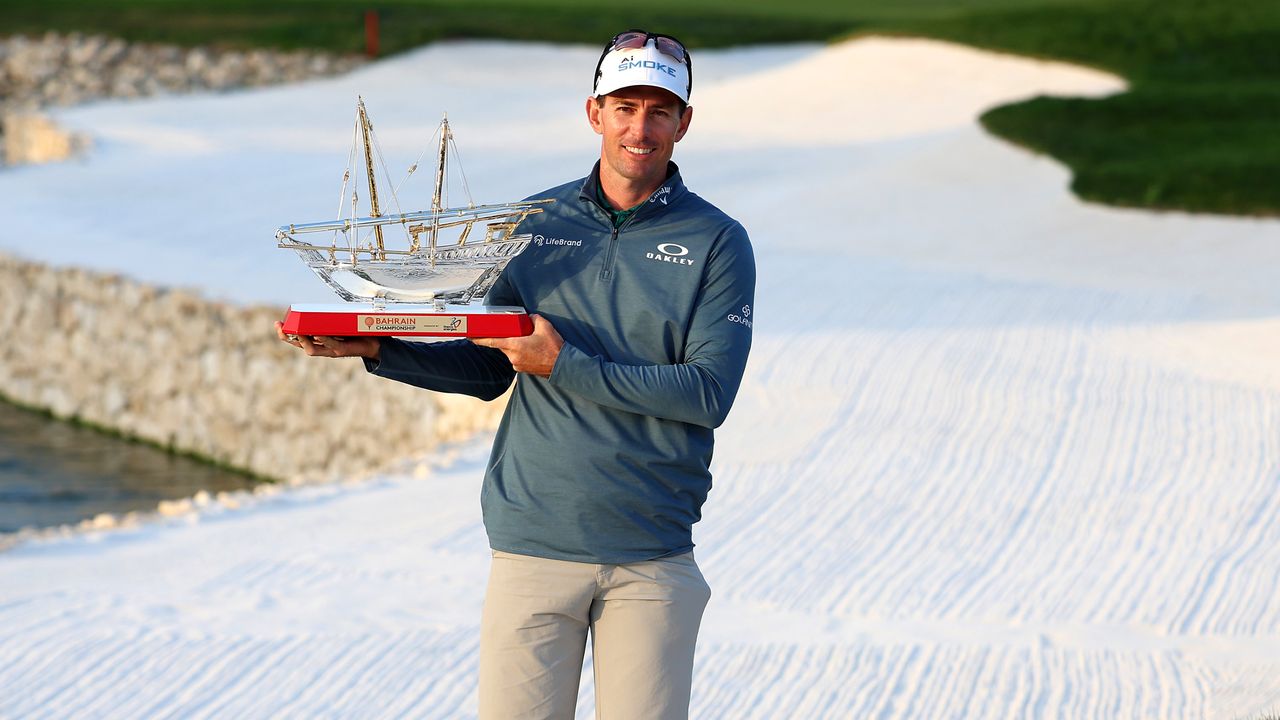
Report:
275,320,381,361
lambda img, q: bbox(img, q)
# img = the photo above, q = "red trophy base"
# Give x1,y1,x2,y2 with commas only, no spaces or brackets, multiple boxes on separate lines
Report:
282,303,533,338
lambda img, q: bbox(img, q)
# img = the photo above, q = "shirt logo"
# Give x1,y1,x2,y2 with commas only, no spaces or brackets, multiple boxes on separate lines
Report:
727,304,753,328
646,242,695,267
533,234,582,248
650,186,672,205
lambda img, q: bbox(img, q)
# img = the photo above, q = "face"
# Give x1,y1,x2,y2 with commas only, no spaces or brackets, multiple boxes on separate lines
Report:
586,85,693,194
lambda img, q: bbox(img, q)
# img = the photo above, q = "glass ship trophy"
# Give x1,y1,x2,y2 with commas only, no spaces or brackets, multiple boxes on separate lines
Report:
277,99,552,339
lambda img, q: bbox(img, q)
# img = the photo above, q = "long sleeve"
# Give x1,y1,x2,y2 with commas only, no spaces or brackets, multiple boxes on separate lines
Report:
363,264,525,400
365,337,515,401
547,224,755,428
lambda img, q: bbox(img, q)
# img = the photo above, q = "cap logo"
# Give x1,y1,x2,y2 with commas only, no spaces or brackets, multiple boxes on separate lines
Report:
618,57,678,78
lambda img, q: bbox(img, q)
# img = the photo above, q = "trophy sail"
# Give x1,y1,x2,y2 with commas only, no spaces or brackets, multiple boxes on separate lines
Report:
276,99,552,337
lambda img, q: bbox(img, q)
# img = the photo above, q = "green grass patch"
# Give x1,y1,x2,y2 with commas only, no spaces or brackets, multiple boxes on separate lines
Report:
894,0,1280,216
0,0,854,52
980,85,1280,215
4,0,1278,216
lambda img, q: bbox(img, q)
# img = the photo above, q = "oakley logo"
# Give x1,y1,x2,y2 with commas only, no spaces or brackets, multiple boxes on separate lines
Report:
619,57,678,78
646,242,694,266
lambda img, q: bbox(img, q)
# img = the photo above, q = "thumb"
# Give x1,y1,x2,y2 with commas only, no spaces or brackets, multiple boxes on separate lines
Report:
530,313,561,341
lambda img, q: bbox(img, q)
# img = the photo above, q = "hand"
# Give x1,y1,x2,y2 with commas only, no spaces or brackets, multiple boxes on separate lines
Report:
275,320,381,361
472,314,563,378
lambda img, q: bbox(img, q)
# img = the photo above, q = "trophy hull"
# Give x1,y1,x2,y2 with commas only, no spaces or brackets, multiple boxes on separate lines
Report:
282,303,533,338
290,237,529,304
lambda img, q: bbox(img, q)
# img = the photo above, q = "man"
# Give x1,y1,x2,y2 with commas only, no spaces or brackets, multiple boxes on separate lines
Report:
277,29,754,719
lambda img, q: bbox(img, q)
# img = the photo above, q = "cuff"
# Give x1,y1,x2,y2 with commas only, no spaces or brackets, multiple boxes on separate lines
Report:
363,337,402,376
547,341,591,389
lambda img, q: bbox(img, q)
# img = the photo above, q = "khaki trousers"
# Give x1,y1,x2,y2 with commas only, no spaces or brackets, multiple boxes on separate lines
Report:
478,550,712,720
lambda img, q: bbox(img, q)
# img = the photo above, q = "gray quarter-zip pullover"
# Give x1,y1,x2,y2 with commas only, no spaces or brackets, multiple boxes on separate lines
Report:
368,162,755,563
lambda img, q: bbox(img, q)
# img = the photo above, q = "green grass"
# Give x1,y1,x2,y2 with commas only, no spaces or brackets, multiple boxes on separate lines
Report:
894,0,1280,216
4,0,1278,216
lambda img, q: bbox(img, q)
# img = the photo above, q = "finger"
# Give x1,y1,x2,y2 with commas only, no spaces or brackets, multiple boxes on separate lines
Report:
298,335,325,356
274,321,297,345
321,337,358,357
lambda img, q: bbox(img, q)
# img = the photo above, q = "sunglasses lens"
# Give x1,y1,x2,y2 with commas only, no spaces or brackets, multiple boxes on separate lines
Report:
653,37,688,65
608,32,688,66
611,32,650,51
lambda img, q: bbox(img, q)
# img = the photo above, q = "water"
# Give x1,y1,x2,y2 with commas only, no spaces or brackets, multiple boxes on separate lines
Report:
0,401,263,534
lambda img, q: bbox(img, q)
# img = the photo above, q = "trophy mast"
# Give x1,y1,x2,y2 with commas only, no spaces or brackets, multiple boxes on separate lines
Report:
429,115,451,268
357,97,385,260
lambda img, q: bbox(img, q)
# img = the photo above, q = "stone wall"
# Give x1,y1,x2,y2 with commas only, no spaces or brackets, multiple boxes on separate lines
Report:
0,252,507,483
0,32,365,166
0,32,365,109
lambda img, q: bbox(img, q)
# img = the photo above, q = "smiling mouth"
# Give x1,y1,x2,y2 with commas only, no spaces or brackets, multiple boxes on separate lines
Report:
624,145,654,155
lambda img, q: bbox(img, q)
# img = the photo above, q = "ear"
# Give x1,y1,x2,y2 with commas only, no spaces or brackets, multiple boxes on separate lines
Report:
673,104,693,143
585,96,604,135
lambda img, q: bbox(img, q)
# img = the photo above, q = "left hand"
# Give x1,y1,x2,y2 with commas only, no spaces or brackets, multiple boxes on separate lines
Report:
472,314,564,378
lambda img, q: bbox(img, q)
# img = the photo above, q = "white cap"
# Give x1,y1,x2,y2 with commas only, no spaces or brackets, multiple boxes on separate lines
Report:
594,40,690,104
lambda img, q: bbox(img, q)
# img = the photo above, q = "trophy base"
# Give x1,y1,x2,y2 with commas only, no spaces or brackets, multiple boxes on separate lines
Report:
282,303,533,338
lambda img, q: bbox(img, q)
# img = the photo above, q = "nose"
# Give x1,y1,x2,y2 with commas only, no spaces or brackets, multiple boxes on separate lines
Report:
626,113,656,142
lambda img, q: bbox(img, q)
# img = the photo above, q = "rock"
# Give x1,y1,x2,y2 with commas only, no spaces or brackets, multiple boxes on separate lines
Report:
185,48,211,77
102,383,127,416
40,385,77,419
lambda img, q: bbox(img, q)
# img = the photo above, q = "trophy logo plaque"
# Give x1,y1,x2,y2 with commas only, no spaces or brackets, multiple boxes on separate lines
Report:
277,98,552,338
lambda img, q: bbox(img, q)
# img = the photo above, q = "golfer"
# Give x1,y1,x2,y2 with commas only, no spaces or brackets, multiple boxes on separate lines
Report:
277,28,755,719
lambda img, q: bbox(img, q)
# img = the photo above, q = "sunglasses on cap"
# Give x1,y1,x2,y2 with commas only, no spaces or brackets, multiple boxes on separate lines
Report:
592,29,693,100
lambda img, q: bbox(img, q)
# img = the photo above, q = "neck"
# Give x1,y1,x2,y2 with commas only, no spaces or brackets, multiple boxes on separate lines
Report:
598,169,665,211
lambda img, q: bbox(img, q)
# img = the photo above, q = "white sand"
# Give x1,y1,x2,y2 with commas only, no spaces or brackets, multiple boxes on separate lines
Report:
2,37,1279,718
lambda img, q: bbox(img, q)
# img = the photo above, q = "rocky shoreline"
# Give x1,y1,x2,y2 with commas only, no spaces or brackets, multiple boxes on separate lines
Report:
0,33,498,488
0,252,506,485
1,32,365,164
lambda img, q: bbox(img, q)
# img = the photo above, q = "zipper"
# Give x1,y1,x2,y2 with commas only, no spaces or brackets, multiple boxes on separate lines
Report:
599,225,620,281
598,209,644,281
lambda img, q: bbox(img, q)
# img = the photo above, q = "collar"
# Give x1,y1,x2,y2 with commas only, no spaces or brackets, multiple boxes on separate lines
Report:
579,161,687,223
